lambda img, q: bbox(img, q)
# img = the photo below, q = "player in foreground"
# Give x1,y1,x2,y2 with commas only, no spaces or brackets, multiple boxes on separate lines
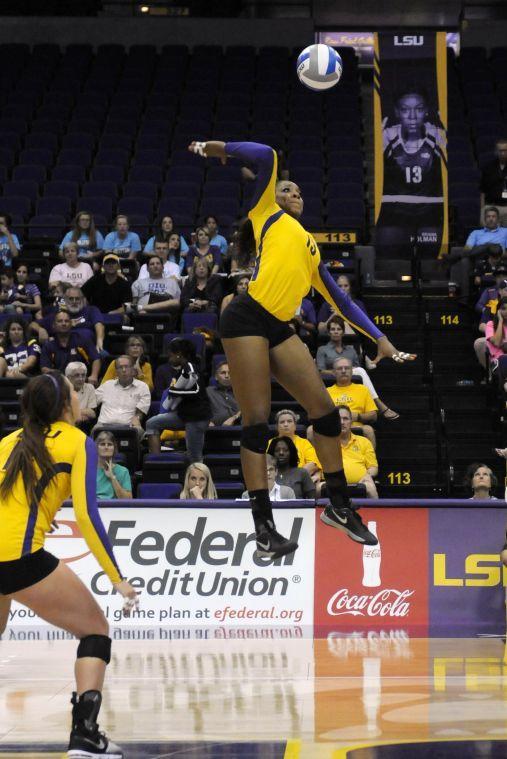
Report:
189,140,415,559
0,371,137,758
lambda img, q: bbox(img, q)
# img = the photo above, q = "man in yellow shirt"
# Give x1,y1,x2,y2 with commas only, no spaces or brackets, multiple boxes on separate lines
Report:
326,357,378,447
338,405,379,498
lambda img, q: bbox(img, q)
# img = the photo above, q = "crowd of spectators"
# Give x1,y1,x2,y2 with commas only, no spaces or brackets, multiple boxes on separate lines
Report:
0,208,411,501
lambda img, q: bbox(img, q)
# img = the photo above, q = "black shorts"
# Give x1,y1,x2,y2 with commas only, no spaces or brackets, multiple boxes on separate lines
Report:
220,293,294,349
0,548,59,595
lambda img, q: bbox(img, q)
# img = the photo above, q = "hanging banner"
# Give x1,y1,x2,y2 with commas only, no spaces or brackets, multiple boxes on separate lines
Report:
374,32,448,257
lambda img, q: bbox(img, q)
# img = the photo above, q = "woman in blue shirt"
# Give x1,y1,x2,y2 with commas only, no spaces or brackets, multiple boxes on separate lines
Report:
60,211,105,263
95,430,132,500
104,215,141,261
0,213,20,267
144,215,189,257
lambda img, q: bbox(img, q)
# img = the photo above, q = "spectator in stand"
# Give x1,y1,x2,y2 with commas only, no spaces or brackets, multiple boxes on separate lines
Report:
465,207,507,253
40,311,100,385
0,269,21,314
48,242,93,288
81,254,132,315
101,334,154,391
266,436,316,499
138,240,181,280
104,215,141,260
480,138,507,223
95,430,132,500
0,212,20,266
181,258,223,315
64,361,97,426
474,279,507,369
485,295,507,386
271,409,321,483
131,255,181,317
144,216,189,258
145,338,211,460
207,360,240,426
0,317,40,377
472,244,503,290
463,462,498,500
221,273,250,315
290,297,317,347
59,211,105,264
475,266,507,314
316,315,400,420
337,405,378,498
229,226,256,274
242,455,296,501
12,263,42,318
180,463,217,500
185,226,221,275
95,355,151,435
39,287,105,354
317,274,368,336
314,356,377,447
203,215,228,256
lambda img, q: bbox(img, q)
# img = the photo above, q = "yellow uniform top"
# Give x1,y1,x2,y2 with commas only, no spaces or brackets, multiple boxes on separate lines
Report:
341,433,378,484
224,142,384,341
101,359,154,391
0,421,122,584
327,382,377,426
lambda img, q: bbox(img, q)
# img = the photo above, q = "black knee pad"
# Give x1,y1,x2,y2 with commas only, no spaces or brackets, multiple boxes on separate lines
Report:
77,634,112,664
312,408,341,437
241,422,270,454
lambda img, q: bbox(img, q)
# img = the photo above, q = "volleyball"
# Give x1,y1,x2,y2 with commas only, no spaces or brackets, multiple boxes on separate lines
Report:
296,43,343,91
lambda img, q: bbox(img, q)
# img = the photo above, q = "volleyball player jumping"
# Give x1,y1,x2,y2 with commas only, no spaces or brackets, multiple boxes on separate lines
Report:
189,140,415,558
0,371,137,758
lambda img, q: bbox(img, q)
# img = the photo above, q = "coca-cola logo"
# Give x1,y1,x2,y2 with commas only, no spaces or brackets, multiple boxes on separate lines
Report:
327,588,414,618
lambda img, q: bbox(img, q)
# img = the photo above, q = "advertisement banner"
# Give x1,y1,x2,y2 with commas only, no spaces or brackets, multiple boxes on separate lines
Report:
374,31,448,257
314,507,429,635
429,508,507,636
9,508,315,630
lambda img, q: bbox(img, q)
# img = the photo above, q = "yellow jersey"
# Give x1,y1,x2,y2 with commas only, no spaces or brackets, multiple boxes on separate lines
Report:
327,382,377,426
0,421,122,584
342,433,378,484
225,142,383,342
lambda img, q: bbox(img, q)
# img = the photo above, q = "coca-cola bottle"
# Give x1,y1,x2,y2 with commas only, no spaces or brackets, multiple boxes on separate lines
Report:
362,521,381,587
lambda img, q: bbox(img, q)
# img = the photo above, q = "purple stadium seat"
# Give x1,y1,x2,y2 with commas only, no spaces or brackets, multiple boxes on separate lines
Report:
24,132,58,152
165,165,204,184
82,181,118,199
158,198,197,218
206,166,242,183
0,132,20,151
161,181,200,199
57,148,92,167
162,332,205,361
137,483,182,499
62,133,96,152
67,118,101,136
43,181,79,202
94,149,129,167
201,181,237,200
1,196,32,220
3,180,39,200
327,167,364,185
123,182,158,202
326,199,365,226
19,148,54,168
28,214,65,239
91,166,125,184
0,117,28,135
99,134,133,151
51,165,86,183
134,148,168,166
129,165,163,184
76,196,113,219
117,197,154,218
36,196,72,219
170,149,203,167
200,198,239,220
0,167,7,185
127,215,150,238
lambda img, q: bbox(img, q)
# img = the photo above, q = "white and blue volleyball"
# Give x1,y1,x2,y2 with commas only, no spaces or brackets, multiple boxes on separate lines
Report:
296,44,343,91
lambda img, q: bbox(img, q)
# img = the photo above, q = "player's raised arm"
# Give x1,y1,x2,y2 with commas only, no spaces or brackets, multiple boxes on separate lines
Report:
188,140,278,217
312,262,416,364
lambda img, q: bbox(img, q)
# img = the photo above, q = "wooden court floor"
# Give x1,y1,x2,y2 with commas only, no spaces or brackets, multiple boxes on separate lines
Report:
1,631,507,757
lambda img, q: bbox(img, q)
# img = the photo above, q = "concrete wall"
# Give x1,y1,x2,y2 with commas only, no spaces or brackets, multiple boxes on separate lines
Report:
0,16,314,48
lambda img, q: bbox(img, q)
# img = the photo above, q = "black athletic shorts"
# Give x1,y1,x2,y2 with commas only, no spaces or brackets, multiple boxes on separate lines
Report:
0,548,59,595
220,293,294,349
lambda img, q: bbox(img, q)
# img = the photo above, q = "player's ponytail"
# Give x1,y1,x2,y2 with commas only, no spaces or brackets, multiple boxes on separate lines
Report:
0,371,71,505
236,217,256,269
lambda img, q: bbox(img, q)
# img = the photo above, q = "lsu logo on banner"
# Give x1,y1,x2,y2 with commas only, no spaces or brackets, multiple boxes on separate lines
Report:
394,35,424,46
314,508,429,633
